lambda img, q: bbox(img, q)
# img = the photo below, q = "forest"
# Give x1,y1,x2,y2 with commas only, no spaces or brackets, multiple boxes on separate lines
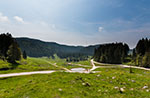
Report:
93,43,129,64
16,38,99,59
133,38,150,67
93,38,150,67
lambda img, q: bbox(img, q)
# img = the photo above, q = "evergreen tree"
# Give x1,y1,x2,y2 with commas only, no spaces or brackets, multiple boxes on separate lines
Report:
0,33,14,58
142,52,150,68
23,50,27,59
7,42,21,63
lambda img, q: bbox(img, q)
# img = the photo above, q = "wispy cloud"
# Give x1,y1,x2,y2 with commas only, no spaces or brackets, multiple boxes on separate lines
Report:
0,0,150,48
0,12,9,22
14,16,25,23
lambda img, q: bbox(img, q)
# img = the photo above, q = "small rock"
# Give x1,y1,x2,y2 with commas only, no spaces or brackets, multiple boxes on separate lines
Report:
131,80,135,83
98,89,101,92
96,74,101,77
130,88,134,91
58,88,62,91
146,89,149,92
143,86,148,89
85,82,91,87
82,83,86,86
123,86,126,89
82,82,90,87
114,86,119,89
112,77,116,79
119,88,125,93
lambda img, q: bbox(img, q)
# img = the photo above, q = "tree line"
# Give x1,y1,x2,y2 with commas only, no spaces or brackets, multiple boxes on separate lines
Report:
93,43,129,64
93,38,150,68
66,55,88,62
133,38,150,67
0,33,27,63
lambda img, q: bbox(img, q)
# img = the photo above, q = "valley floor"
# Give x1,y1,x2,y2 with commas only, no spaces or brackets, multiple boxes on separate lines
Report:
0,58,150,98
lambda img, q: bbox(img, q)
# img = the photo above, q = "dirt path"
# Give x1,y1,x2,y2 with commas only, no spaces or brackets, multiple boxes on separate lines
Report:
0,71,56,78
46,61,71,72
92,59,150,71
2,59,148,78
0,60,99,78
90,59,100,71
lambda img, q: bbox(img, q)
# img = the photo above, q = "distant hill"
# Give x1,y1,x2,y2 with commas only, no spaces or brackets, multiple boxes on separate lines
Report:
15,37,99,58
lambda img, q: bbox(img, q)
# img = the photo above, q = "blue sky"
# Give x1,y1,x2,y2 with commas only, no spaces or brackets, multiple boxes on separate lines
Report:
0,0,150,48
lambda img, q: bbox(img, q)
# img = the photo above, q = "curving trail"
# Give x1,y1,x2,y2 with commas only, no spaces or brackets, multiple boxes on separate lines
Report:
90,59,100,71
0,71,56,78
0,60,96,78
92,59,150,71
1,59,149,78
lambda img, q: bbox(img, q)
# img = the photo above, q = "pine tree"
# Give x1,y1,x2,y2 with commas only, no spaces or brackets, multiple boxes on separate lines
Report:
23,50,27,59
7,42,21,63
142,52,150,68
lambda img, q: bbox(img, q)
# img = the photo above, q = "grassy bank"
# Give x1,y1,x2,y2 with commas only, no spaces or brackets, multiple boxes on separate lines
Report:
0,57,60,74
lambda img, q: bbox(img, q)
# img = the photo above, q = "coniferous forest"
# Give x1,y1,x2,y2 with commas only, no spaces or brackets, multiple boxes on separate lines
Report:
134,38,150,67
93,38,150,68
93,43,129,64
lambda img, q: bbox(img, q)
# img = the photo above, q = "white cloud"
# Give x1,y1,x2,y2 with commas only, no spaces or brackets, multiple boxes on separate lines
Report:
98,27,103,32
14,16,24,23
0,12,9,22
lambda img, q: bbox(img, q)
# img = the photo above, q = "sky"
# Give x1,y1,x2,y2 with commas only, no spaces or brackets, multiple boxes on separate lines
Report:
0,0,150,48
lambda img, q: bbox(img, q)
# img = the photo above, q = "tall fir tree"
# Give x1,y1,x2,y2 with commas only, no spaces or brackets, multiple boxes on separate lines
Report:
7,42,22,63
23,50,27,59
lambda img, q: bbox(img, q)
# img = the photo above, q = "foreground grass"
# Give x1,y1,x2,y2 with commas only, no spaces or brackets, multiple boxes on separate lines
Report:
0,68,150,98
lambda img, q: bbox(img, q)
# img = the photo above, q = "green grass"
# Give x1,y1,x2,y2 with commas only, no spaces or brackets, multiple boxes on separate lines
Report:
0,57,92,74
72,60,91,66
94,63,120,66
0,57,60,74
48,57,92,70
0,68,150,98
0,57,150,97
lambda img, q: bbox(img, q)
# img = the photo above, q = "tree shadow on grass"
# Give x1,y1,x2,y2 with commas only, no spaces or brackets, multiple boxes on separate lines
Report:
0,68,10,71
9,62,20,69
0,62,19,71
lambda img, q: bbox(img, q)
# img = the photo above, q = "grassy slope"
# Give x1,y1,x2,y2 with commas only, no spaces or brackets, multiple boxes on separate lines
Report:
0,68,150,98
0,57,60,74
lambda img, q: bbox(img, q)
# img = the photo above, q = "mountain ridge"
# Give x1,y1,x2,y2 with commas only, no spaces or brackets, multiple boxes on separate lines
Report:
15,37,100,58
